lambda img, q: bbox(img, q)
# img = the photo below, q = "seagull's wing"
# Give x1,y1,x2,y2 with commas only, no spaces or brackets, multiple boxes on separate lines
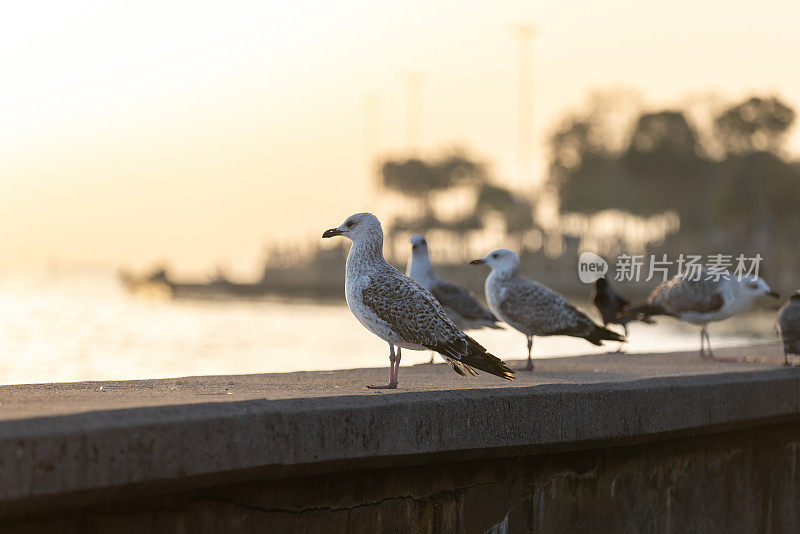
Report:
430,280,498,323
361,269,514,379
500,278,595,336
649,277,724,315
361,271,467,352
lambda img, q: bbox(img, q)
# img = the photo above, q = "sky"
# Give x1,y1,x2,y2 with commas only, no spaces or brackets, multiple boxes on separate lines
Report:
2,0,799,275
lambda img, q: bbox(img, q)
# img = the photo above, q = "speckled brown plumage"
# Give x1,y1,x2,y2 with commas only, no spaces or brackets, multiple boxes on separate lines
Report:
648,277,725,315
497,277,600,338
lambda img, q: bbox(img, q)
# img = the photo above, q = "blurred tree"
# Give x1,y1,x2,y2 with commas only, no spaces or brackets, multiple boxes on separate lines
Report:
623,110,711,230
714,97,795,154
475,183,535,238
548,117,626,213
711,97,799,255
380,151,539,257
381,159,449,213
627,111,698,157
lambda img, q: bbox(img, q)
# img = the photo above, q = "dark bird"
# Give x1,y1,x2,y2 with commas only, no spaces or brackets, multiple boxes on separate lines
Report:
590,277,654,350
778,291,800,366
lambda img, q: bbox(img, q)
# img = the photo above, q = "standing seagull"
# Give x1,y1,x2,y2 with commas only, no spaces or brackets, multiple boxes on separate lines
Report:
471,249,625,371
407,234,502,362
322,213,514,388
631,273,779,358
778,291,800,366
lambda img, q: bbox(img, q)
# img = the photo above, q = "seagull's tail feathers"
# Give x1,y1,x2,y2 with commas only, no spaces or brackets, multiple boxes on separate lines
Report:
585,324,627,345
428,336,515,380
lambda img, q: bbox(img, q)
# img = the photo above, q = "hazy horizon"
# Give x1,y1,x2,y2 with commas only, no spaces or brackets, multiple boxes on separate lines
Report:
3,0,799,277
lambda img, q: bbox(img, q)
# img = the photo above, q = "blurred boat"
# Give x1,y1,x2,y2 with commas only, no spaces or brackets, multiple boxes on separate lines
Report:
119,264,345,301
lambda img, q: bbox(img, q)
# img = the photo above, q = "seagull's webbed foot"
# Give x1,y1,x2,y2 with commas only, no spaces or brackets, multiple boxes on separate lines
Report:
525,359,534,372
367,382,398,390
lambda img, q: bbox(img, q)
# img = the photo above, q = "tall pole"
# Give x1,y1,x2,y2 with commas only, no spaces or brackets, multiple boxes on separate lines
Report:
363,93,381,209
404,72,425,154
511,23,538,191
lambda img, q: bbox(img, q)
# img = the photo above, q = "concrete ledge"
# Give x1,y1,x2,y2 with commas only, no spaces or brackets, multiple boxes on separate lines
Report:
0,342,797,521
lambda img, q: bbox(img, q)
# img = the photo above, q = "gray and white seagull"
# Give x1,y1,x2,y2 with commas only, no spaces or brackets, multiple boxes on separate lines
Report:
407,234,502,331
407,234,502,363
631,272,779,358
322,213,514,388
472,249,626,371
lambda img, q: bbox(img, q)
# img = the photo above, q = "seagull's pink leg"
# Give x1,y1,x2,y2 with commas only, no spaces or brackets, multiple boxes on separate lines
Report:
368,343,398,389
394,347,402,386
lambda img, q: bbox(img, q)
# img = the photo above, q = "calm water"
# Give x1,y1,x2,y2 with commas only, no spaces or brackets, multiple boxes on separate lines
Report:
0,271,780,385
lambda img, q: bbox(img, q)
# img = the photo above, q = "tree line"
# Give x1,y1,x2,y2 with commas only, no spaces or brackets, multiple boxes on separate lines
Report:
377,94,799,271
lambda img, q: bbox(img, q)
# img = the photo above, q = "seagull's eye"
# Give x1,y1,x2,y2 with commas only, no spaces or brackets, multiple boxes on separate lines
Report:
748,282,758,289
345,220,354,228
492,253,498,259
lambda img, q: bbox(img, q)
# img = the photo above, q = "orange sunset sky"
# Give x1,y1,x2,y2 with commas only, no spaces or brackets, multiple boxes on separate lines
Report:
2,0,799,275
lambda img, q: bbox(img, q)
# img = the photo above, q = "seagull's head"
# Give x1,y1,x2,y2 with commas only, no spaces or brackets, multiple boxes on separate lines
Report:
471,249,519,275
410,234,428,255
740,275,779,299
322,212,382,242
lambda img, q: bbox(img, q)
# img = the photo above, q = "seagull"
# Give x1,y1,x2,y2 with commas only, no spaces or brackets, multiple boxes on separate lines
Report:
471,249,626,371
407,234,502,363
778,291,800,366
590,277,654,350
631,272,779,358
322,213,514,388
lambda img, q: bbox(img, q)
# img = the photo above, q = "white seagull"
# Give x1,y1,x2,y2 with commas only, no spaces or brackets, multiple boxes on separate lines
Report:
777,291,800,366
632,272,779,358
407,234,502,363
322,213,514,388
471,249,626,371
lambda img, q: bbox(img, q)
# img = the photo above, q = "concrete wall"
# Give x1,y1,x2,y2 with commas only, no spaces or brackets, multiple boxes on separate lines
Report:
0,344,797,533
5,421,800,533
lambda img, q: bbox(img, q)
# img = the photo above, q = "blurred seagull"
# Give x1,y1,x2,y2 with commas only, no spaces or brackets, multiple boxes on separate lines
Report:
472,249,626,371
631,272,779,359
590,277,654,351
407,234,502,363
778,291,800,366
322,213,514,388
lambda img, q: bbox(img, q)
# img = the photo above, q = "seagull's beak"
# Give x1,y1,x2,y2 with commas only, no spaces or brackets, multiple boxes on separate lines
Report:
322,228,343,238
470,259,485,265
767,290,780,299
